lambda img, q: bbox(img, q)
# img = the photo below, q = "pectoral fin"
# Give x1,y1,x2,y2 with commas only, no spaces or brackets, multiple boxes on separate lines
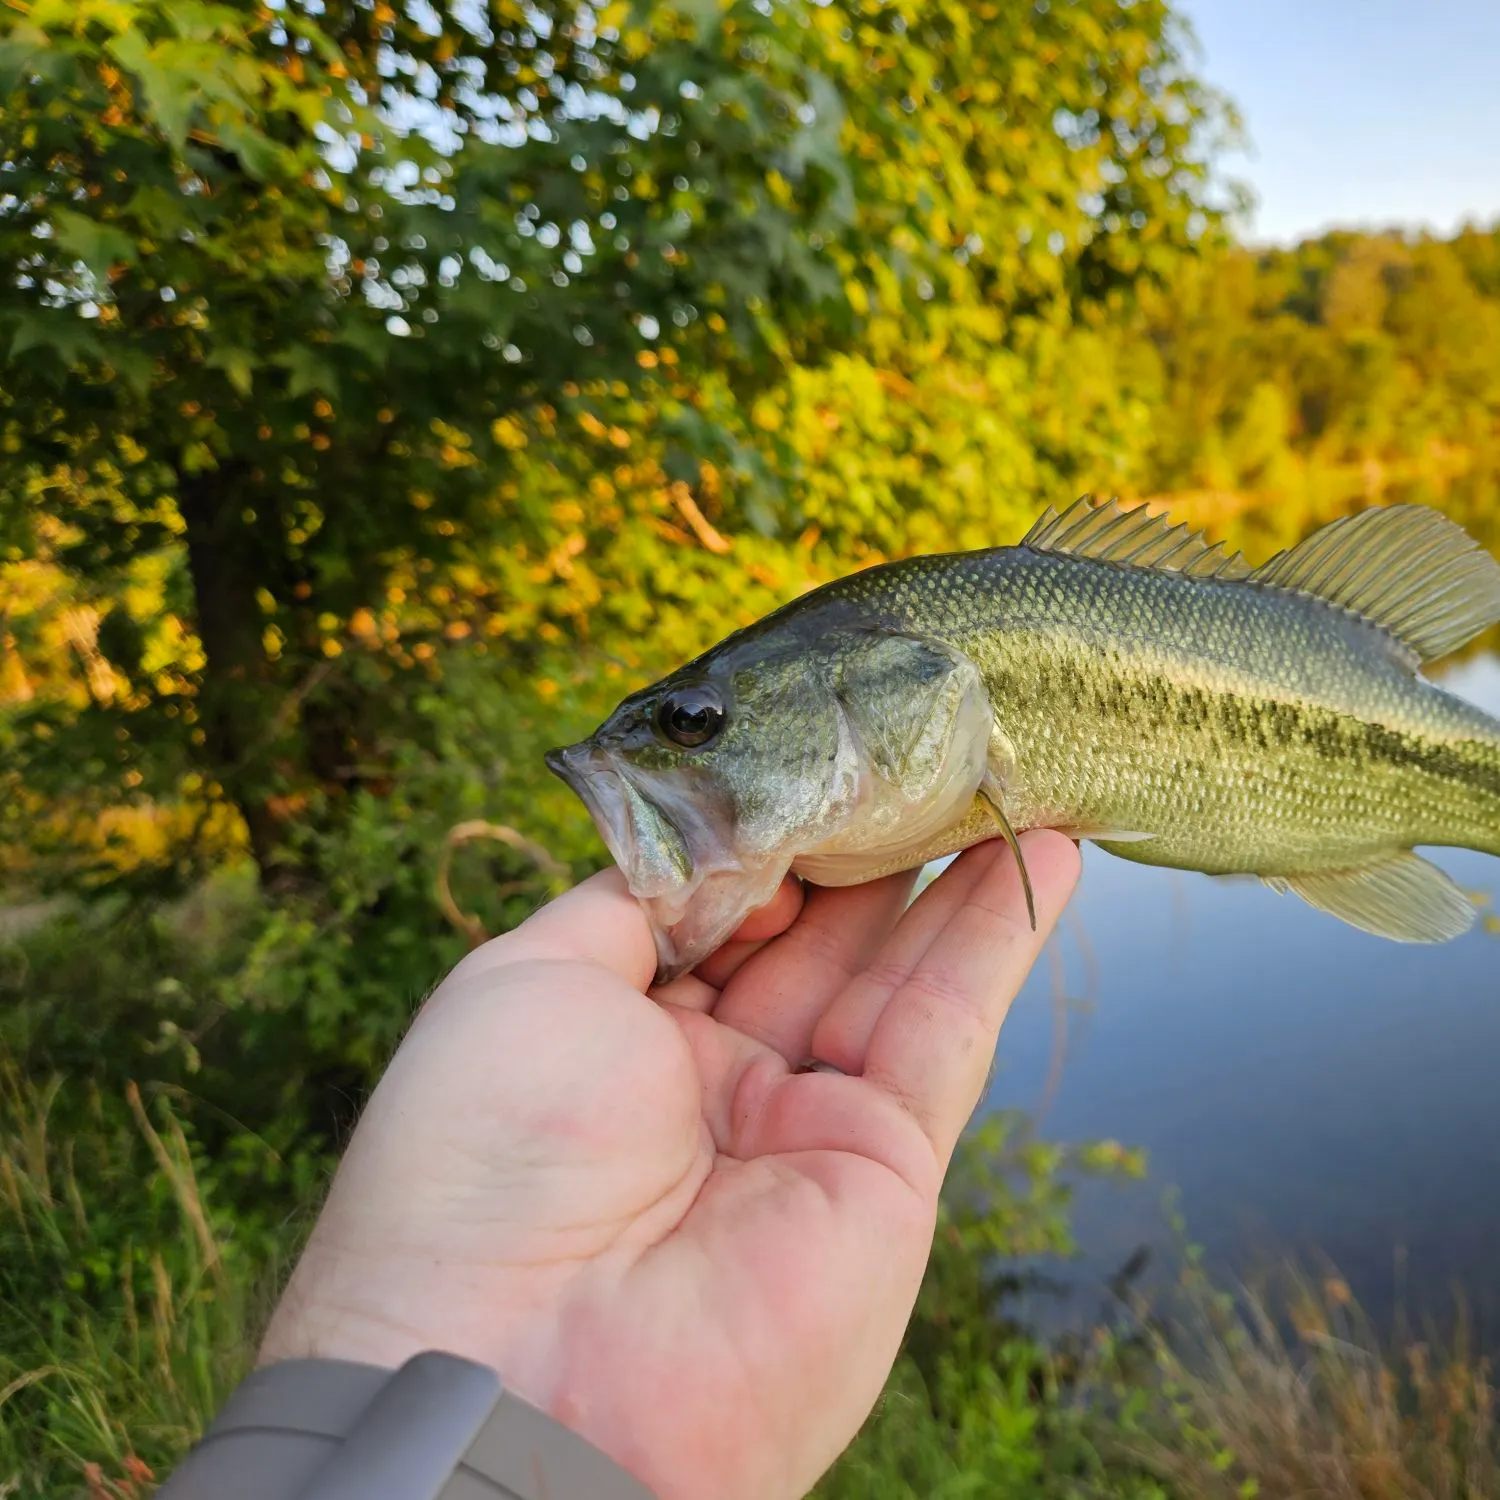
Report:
978,774,1037,932
1263,853,1478,943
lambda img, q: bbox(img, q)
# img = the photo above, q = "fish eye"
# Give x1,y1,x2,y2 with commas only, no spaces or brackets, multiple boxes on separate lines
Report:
655,683,726,749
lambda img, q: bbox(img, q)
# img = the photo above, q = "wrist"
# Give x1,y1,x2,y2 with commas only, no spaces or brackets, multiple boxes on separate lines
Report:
259,1262,443,1374
257,1239,609,1466
259,1234,552,1377
158,1351,656,1500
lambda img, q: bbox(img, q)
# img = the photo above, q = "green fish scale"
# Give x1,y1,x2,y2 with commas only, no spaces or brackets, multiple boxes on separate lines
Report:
794,547,1500,874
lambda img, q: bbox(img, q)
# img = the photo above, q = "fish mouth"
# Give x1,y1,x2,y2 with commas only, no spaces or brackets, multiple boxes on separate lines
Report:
544,743,643,885
546,742,699,897
545,740,782,982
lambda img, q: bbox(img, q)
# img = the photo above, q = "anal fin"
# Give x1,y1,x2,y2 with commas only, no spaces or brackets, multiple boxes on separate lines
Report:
1264,853,1477,943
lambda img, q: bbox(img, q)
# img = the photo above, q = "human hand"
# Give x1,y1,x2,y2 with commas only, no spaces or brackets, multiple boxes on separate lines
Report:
259,831,1081,1500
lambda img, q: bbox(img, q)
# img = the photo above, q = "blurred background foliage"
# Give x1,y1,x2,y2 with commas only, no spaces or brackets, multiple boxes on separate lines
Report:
1,0,1498,1492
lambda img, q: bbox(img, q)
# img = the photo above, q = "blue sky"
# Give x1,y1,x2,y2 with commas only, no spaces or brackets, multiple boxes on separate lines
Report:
1175,0,1500,245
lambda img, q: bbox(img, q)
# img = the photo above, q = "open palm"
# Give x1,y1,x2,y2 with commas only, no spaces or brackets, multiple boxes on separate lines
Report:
261,831,1080,1500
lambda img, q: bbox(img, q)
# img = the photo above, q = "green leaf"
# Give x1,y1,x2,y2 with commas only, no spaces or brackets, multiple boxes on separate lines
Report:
51,208,138,280
123,184,196,242
0,29,70,92
106,29,193,150
672,0,723,40
277,346,339,399
108,346,156,396
7,311,106,367
216,116,287,182
206,347,256,396
31,0,137,28
164,2,248,43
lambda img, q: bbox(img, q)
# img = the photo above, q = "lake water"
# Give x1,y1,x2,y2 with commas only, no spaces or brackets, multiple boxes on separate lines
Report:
985,652,1500,1345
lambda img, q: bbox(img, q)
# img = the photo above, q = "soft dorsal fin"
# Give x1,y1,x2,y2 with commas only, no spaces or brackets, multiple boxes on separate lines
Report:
1023,497,1500,666
1021,497,1253,581
1250,505,1500,664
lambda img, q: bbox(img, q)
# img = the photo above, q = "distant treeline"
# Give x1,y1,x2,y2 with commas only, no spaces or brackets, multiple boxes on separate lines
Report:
1139,226,1500,551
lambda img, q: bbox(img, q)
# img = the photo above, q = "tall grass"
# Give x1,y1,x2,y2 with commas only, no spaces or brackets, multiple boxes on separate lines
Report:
0,1065,262,1497
1115,1264,1499,1500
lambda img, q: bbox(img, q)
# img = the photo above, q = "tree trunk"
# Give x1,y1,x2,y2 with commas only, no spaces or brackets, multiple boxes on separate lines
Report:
177,466,302,883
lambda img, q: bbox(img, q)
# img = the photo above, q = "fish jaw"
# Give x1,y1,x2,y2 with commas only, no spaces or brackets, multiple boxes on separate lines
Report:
545,741,693,899
545,741,785,982
643,859,790,982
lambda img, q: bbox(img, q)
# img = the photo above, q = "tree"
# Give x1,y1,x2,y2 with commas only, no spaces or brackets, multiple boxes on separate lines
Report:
0,0,1231,893
1120,219,1500,590
0,0,865,880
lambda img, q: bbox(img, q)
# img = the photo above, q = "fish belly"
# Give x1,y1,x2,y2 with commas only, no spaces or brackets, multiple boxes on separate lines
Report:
791,799,1006,886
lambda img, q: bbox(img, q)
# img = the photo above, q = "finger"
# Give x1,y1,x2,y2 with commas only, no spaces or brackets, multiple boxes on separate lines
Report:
647,970,718,1014
727,873,807,944
823,832,1080,1162
439,867,658,995
690,874,806,991
663,1003,782,1152
807,849,1004,1067
709,869,921,1063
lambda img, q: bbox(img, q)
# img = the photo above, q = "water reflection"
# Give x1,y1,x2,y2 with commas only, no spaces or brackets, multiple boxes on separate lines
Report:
987,653,1500,1344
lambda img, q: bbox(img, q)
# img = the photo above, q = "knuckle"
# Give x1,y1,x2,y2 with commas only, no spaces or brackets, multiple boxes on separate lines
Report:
857,955,915,995
902,962,985,1021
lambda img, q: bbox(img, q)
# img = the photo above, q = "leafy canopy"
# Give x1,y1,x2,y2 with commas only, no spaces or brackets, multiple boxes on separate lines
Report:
0,0,1229,885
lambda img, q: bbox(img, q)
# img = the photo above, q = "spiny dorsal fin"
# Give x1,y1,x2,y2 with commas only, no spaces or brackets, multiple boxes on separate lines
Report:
1021,496,1253,581
1250,505,1500,664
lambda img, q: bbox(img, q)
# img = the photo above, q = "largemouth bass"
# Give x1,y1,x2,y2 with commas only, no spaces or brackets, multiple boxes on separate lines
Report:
547,499,1500,981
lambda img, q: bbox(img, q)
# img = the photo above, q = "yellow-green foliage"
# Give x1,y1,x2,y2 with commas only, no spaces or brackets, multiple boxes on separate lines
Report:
1135,230,1500,558
0,0,1227,890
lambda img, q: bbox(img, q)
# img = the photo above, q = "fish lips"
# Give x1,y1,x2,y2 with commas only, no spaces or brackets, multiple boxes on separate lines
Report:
546,741,642,877
545,740,706,899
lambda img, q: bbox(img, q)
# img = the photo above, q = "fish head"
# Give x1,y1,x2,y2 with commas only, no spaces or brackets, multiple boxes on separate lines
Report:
546,638,863,981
